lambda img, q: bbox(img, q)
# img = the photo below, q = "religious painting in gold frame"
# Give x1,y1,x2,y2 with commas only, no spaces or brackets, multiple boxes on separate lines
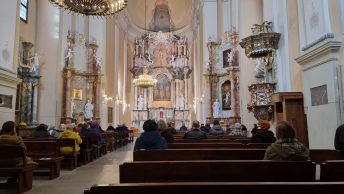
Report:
73,89,83,101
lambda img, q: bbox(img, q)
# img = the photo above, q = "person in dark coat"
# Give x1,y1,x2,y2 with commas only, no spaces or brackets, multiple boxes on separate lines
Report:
32,123,51,138
157,120,174,143
251,124,258,136
134,120,168,151
183,121,207,140
166,122,177,135
179,123,188,131
251,120,276,143
335,124,344,153
264,121,309,161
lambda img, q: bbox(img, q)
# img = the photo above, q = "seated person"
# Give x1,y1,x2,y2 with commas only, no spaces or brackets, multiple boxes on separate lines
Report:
79,123,100,159
179,123,188,131
335,124,344,153
183,121,207,140
134,120,167,151
166,122,177,135
58,124,82,153
32,123,51,138
157,120,174,143
106,125,116,132
209,120,224,135
0,121,37,182
264,121,309,161
251,120,276,143
251,124,259,136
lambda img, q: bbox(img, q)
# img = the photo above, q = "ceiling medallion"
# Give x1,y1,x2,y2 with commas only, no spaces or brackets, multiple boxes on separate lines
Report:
48,0,127,17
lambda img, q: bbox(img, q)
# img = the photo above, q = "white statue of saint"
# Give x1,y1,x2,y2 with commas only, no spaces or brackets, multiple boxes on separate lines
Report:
169,55,175,66
177,94,185,109
225,91,230,104
65,48,74,65
227,52,234,64
71,98,76,118
137,95,145,110
94,54,102,66
84,100,94,119
213,99,221,118
31,53,39,74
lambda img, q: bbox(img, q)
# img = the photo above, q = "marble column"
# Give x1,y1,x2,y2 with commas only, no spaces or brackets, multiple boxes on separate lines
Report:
31,83,39,123
65,69,72,119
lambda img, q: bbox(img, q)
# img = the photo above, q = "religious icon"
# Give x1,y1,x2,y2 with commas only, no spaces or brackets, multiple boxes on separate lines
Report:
73,89,83,100
153,74,171,101
223,49,232,68
221,80,231,110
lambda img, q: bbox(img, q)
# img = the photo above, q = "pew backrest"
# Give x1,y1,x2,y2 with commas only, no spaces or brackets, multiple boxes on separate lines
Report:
309,150,344,164
320,160,344,181
24,141,59,158
168,143,244,149
120,160,316,183
85,182,344,194
134,149,266,161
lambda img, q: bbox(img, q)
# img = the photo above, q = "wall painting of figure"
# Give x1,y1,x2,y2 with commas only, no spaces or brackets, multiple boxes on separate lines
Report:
154,74,171,101
221,80,231,110
223,49,231,68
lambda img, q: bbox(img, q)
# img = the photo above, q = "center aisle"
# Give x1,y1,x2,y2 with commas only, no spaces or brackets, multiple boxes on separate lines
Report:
25,142,135,194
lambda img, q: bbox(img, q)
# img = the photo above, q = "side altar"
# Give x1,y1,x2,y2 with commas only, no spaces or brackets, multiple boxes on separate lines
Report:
205,31,241,127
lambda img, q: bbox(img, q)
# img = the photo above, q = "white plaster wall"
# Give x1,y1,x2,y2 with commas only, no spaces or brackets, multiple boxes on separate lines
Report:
0,0,18,70
303,63,340,149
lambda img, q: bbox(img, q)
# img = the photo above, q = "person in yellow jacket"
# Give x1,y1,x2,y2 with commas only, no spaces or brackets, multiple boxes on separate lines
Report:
58,124,82,153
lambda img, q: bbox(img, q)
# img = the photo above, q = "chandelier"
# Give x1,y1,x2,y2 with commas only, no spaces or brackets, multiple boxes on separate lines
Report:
133,66,157,88
48,0,127,17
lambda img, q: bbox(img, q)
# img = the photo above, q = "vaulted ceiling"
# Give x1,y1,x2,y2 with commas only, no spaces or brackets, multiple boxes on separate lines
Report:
126,0,194,32
126,0,198,33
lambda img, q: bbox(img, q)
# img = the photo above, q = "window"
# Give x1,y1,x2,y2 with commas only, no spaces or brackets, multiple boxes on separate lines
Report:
20,0,28,23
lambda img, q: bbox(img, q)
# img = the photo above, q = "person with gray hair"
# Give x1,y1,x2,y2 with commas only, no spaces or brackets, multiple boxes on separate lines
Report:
183,120,207,140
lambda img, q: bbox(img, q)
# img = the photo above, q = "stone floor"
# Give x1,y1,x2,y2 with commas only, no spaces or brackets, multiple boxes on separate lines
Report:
3,142,134,194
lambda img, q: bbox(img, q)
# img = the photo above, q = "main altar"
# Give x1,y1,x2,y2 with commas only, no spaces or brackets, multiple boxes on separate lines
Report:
130,1,191,129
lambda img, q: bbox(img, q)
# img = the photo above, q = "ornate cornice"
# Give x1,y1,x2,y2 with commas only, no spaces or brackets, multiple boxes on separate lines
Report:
295,36,341,71
0,69,21,89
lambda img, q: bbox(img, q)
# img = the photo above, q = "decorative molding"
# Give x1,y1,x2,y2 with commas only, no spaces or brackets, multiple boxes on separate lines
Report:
0,66,17,75
301,33,335,51
0,70,21,89
295,38,342,71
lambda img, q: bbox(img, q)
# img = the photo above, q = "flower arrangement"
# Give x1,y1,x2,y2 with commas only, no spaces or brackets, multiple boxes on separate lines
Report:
18,121,27,126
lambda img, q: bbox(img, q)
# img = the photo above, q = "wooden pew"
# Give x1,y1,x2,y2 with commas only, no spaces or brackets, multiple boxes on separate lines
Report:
23,141,64,179
120,160,316,183
85,182,344,194
320,160,344,181
58,138,80,169
309,150,344,164
80,136,93,164
246,143,271,149
0,145,37,194
168,143,244,149
173,139,235,143
133,149,266,161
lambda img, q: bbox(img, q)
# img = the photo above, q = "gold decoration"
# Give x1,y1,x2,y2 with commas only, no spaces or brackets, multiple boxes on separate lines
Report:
133,66,157,88
48,0,127,17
